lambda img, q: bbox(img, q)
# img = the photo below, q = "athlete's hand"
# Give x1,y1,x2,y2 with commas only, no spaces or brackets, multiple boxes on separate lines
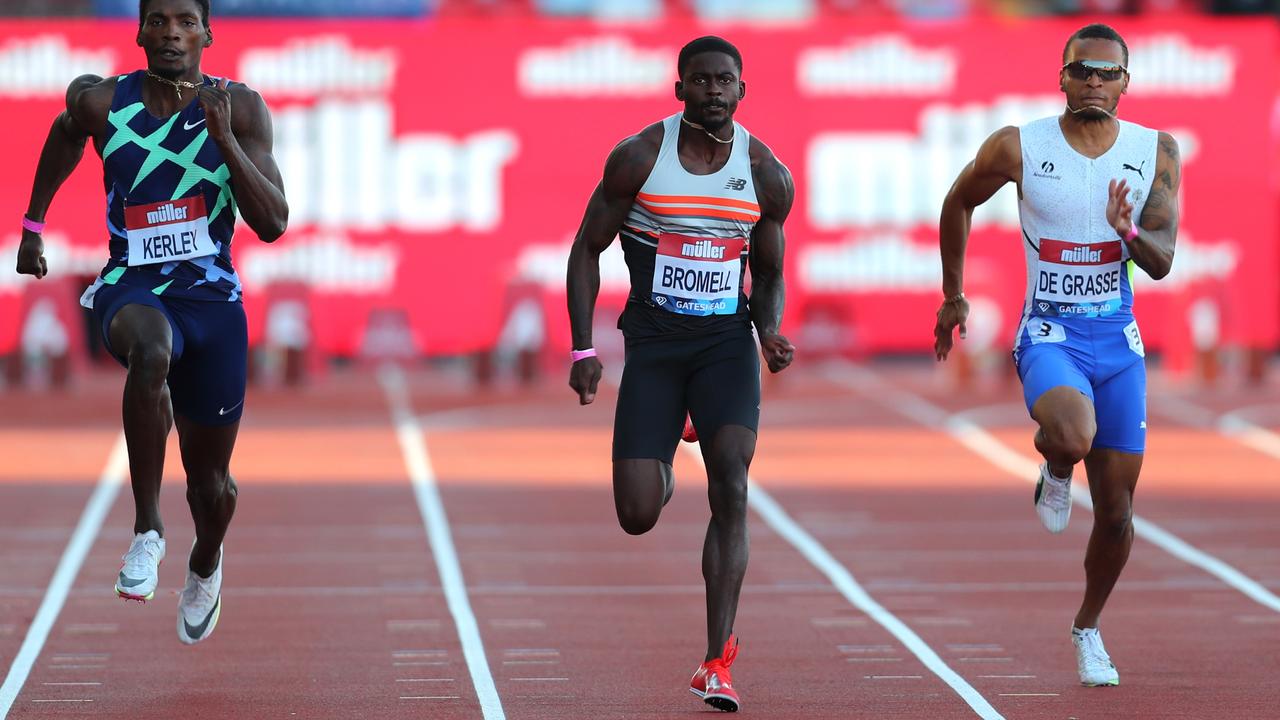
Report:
198,77,233,143
760,333,795,373
569,356,603,405
16,229,47,279
933,295,969,361
1107,177,1135,240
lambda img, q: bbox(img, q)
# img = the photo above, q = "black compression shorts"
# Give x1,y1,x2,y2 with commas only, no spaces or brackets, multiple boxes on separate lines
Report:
612,330,760,463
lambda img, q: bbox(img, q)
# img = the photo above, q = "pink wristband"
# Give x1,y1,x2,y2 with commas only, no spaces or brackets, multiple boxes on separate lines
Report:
570,348,597,362
1123,225,1139,242
21,216,45,233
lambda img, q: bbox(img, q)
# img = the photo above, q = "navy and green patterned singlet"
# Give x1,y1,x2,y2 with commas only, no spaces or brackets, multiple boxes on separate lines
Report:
81,70,241,306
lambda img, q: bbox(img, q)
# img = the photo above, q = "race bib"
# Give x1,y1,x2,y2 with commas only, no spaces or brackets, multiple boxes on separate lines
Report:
1034,238,1122,317
651,235,746,316
124,196,216,267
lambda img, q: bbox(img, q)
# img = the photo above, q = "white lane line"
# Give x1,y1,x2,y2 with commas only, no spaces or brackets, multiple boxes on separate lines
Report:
1218,411,1280,462
0,433,127,719
980,675,1036,679
828,362,1280,615
999,693,1058,697
679,444,1006,720
866,675,924,680
400,695,461,700
380,365,505,720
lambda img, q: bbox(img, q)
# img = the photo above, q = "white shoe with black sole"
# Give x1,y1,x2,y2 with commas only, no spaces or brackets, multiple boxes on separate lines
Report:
177,543,222,645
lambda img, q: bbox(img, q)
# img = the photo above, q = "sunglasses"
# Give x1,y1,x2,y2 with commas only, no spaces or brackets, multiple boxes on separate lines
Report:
1062,60,1127,82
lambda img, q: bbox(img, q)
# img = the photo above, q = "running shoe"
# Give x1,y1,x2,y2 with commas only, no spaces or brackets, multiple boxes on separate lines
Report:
690,635,740,712
177,543,222,645
1072,626,1119,686
1034,463,1073,533
681,414,698,443
115,530,165,602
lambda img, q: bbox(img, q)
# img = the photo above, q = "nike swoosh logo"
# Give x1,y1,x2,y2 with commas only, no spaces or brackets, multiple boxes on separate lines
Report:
218,399,244,416
118,573,146,588
183,596,220,639
184,118,206,130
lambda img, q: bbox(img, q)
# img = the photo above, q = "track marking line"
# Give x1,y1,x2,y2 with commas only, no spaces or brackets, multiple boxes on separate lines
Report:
400,695,461,700
865,675,924,680
39,683,101,687
678,444,1006,720
979,675,1036,679
380,364,505,720
503,660,559,665
998,693,1058,697
829,362,1280,615
0,433,127,719
394,661,450,667
397,678,455,682
845,657,903,663
1154,397,1280,462
509,677,569,682
30,699,93,703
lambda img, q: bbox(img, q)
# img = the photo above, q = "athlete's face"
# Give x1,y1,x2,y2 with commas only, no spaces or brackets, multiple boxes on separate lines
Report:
675,52,745,133
137,0,211,80
1061,38,1128,120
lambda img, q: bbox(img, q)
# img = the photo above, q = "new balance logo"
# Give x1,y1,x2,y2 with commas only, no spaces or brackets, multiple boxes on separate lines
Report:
1059,246,1102,263
681,240,726,259
145,203,188,224
1122,161,1146,179
724,177,746,191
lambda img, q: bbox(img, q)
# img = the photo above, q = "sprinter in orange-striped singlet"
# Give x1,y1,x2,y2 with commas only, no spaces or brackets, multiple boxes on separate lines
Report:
567,35,795,713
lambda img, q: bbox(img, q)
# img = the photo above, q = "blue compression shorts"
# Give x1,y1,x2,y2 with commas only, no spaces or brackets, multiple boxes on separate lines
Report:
1014,316,1147,454
92,283,248,426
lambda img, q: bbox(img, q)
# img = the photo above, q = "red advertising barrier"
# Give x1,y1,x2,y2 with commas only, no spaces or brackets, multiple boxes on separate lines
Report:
1,19,1275,358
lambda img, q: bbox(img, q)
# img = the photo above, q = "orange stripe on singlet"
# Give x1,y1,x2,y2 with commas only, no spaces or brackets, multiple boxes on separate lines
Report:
636,192,761,213
635,200,759,223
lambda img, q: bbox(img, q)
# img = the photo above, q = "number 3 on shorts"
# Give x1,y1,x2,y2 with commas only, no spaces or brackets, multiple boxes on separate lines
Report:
1124,320,1145,357
1029,318,1066,345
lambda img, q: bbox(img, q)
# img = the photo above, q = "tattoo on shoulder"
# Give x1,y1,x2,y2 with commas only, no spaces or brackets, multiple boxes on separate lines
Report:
1159,136,1180,164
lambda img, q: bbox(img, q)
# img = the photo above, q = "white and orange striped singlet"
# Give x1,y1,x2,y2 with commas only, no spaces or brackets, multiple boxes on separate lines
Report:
619,113,760,334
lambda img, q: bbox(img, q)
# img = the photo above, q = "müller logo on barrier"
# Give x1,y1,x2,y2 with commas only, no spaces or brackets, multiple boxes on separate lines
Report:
518,37,671,96
0,35,113,97
239,36,395,96
797,35,955,96
1128,35,1236,95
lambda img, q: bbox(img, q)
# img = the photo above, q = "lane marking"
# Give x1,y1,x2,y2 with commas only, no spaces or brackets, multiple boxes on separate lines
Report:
999,693,1058,697
400,695,461,700
0,433,127,719
380,365,505,720
829,362,1280,615
1153,396,1280,462
679,444,1006,720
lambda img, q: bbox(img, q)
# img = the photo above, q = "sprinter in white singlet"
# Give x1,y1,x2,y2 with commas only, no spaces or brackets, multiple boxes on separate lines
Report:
932,23,1181,687
566,36,795,713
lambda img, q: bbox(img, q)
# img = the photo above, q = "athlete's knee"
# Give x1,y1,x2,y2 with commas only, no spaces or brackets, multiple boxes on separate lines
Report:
186,467,234,507
616,501,660,535
1092,502,1133,539
125,341,171,388
1038,421,1095,464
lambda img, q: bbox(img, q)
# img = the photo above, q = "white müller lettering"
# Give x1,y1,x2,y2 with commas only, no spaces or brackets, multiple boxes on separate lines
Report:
680,240,726,260
145,203,189,225
1058,246,1101,263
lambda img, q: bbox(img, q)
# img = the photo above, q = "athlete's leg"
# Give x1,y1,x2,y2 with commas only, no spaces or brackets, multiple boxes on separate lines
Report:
1074,353,1147,629
1076,448,1141,629
699,424,754,661
175,417,239,577
612,340,686,535
688,332,760,661
107,303,178,536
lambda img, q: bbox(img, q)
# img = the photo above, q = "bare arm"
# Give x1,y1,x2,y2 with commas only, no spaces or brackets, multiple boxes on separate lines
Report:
1108,132,1179,280
16,75,107,278
748,140,796,373
565,133,656,404
934,125,1021,360
200,80,288,242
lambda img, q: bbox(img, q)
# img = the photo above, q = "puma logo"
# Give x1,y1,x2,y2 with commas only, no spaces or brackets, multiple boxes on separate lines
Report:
1122,161,1145,180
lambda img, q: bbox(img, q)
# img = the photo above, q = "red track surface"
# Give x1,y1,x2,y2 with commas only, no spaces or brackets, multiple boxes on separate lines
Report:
2,362,1278,719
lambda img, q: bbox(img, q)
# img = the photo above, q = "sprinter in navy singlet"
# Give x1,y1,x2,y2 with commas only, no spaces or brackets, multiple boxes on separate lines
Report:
16,0,288,645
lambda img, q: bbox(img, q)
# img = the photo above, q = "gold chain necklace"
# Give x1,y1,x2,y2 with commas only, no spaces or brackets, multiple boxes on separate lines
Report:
681,116,734,145
146,69,202,101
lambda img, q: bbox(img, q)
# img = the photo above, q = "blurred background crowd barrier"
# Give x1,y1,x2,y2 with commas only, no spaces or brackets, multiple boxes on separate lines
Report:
1,0,1277,390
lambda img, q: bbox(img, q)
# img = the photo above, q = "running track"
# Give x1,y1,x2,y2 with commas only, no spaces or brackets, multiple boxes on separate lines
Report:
1,361,1277,719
